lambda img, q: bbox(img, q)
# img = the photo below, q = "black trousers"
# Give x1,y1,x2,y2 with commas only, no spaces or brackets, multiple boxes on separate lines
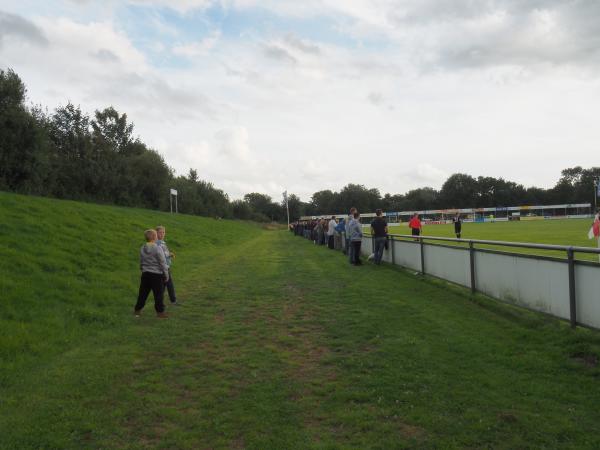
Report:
351,241,362,264
328,235,334,249
454,225,461,238
163,269,177,303
135,272,165,313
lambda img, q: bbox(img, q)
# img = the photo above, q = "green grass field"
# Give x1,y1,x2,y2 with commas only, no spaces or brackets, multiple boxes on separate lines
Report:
2,191,600,449
364,219,599,261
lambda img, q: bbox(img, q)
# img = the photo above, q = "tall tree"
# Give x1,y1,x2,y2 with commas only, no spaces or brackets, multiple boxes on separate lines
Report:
283,193,305,221
439,173,478,208
403,187,439,211
0,69,49,193
310,190,337,214
48,103,94,198
91,106,134,155
337,184,381,213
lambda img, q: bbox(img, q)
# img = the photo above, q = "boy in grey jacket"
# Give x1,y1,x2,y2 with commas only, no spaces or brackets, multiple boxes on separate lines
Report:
156,225,178,305
134,229,169,318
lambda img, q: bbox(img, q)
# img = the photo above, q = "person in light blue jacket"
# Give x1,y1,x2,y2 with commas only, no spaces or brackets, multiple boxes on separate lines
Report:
347,211,363,265
344,207,357,259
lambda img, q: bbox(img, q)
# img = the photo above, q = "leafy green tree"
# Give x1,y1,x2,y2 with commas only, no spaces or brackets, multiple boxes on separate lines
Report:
232,199,253,220
122,149,172,208
337,184,381,213
403,187,439,210
439,173,478,208
575,167,600,206
381,193,405,212
284,193,306,221
48,103,94,198
0,69,50,193
243,193,272,218
550,166,600,205
91,106,134,155
310,190,337,214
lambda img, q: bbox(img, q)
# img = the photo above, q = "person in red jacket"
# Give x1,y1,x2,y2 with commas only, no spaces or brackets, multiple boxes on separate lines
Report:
408,213,422,240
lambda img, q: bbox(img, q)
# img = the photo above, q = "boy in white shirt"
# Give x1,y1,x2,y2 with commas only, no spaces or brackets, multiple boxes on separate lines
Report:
156,225,178,306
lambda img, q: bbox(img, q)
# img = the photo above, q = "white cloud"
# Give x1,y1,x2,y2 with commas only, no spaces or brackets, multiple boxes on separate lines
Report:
2,2,600,204
214,126,252,162
126,0,213,14
173,30,221,57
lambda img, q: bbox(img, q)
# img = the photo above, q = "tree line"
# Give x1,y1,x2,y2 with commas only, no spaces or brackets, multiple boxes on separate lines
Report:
1,68,598,222
289,168,599,220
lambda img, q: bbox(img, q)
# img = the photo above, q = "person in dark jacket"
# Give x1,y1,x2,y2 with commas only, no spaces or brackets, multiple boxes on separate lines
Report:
452,213,462,239
370,209,388,265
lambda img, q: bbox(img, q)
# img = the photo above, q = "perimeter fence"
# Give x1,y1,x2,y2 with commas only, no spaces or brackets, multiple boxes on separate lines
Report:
293,227,600,329
363,234,600,329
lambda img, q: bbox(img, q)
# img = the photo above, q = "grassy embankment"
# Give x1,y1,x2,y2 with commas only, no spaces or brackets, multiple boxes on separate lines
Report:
2,191,600,449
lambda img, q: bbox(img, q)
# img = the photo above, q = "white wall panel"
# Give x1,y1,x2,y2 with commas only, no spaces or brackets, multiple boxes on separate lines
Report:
424,245,471,288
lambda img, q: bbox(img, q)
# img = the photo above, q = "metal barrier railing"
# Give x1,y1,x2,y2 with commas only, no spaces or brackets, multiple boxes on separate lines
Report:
363,233,600,328
291,225,600,328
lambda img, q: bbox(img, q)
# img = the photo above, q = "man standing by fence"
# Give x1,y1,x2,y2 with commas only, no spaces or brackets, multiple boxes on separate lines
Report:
348,211,363,265
327,216,337,249
370,209,388,265
345,207,357,259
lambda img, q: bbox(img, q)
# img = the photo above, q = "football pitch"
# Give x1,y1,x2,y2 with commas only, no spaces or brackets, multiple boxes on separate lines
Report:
366,218,598,261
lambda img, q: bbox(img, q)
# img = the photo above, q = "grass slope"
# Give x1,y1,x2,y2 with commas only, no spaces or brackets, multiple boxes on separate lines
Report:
2,192,600,449
0,191,261,386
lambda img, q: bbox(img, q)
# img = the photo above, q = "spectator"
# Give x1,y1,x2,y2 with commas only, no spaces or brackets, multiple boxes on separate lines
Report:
134,229,169,318
452,213,462,239
348,211,363,265
345,207,357,259
156,225,178,306
370,209,388,265
327,216,337,249
409,213,422,240
321,218,328,245
334,218,345,250
315,219,323,245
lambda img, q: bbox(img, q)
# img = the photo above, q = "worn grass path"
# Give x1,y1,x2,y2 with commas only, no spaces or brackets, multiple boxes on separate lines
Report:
3,230,600,449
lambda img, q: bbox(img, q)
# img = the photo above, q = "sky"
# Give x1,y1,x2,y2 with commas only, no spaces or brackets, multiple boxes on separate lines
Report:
1,0,599,202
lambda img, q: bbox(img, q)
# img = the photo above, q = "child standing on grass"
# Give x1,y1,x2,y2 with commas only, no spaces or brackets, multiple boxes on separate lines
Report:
134,229,169,318
156,225,178,306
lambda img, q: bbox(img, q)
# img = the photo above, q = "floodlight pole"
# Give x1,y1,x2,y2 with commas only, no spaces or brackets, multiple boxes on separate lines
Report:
283,190,289,228
593,177,600,214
